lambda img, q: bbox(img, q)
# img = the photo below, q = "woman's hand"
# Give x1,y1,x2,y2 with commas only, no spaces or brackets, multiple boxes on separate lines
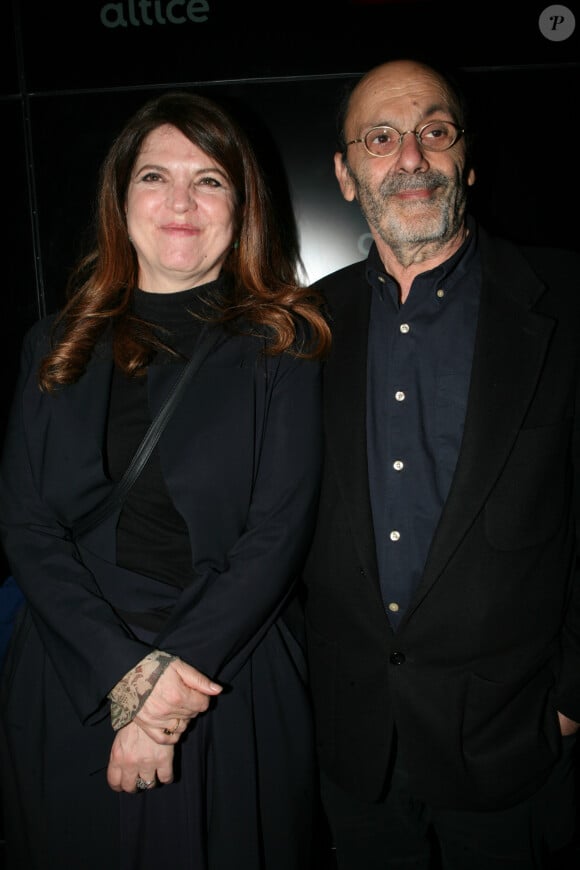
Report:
107,719,175,793
135,657,222,743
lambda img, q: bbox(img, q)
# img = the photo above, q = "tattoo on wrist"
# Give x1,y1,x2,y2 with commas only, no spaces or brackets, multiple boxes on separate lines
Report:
107,650,176,731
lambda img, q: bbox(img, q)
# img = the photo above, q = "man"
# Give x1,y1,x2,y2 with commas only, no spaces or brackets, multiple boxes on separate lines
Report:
303,58,580,869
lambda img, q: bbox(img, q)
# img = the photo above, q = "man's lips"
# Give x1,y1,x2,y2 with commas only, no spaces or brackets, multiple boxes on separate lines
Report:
393,187,434,201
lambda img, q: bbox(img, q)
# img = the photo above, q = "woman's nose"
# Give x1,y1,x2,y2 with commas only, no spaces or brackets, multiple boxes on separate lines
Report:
169,184,195,211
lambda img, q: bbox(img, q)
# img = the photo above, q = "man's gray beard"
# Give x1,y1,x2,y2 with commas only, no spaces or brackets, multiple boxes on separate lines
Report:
355,169,468,255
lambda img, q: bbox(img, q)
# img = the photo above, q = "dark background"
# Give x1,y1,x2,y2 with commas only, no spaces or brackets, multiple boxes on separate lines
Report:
1,1,580,866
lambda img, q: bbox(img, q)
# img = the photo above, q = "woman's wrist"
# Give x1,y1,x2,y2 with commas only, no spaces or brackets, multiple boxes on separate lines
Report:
108,650,176,731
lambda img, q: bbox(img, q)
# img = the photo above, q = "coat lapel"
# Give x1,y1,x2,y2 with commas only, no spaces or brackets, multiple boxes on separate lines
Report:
61,355,113,464
41,353,116,524
414,233,555,605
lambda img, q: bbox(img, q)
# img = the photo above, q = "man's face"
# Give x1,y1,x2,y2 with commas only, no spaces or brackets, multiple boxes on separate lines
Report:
335,60,475,252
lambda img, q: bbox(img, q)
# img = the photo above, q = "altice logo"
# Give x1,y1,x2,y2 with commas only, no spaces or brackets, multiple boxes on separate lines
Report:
100,0,209,28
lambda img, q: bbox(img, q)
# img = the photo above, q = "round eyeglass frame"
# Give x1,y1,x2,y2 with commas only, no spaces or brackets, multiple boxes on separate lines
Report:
346,120,464,157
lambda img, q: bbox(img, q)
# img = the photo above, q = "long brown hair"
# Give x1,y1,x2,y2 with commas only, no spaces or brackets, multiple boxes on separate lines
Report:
39,91,330,392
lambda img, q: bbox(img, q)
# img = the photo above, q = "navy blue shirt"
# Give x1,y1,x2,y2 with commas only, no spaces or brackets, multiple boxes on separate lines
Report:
366,221,481,629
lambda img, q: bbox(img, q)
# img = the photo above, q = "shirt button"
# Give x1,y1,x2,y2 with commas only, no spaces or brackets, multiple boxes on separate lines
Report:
395,391,405,402
400,323,410,334
390,651,406,665
393,460,404,471
389,530,400,542
388,602,399,613
436,288,445,299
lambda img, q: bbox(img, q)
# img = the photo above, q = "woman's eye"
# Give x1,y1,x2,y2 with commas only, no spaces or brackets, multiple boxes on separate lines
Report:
140,171,163,183
198,176,222,188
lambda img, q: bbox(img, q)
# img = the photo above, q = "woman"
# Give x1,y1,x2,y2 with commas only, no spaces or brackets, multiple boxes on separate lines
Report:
0,91,331,869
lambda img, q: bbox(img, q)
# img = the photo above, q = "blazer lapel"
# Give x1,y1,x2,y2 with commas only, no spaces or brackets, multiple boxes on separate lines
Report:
415,235,555,604
41,353,116,525
62,355,113,463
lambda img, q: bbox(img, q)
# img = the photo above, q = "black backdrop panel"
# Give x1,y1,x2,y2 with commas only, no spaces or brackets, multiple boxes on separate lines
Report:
3,99,38,429
16,1,580,90
1,1,17,96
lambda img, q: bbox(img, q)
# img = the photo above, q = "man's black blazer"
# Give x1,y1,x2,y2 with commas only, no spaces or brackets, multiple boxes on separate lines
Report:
303,223,580,811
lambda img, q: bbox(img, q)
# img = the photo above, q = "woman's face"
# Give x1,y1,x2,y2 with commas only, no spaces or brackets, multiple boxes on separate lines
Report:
126,123,237,292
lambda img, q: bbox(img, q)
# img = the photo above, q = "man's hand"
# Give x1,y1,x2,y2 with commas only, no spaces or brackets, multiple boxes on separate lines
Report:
558,711,580,736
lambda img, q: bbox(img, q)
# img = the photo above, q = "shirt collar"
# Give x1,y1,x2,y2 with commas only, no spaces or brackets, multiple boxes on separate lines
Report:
366,215,479,301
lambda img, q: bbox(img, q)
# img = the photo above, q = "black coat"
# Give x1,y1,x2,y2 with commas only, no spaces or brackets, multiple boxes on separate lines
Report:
0,320,323,869
303,224,580,811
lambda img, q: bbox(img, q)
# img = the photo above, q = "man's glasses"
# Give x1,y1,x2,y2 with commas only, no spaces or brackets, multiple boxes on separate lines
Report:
346,120,464,158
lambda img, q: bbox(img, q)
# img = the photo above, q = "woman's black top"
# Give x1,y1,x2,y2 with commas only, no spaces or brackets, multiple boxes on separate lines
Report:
107,281,221,628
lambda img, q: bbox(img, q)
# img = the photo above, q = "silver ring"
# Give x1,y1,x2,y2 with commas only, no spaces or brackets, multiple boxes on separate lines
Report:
135,777,155,791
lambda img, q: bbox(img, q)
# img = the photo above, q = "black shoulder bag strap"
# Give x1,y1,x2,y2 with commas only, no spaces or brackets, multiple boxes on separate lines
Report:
72,323,222,540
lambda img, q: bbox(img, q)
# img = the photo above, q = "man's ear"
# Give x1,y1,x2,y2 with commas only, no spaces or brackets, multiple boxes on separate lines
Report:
334,152,357,202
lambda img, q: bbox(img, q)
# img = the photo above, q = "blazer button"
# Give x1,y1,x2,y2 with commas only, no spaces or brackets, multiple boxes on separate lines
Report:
389,651,406,665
